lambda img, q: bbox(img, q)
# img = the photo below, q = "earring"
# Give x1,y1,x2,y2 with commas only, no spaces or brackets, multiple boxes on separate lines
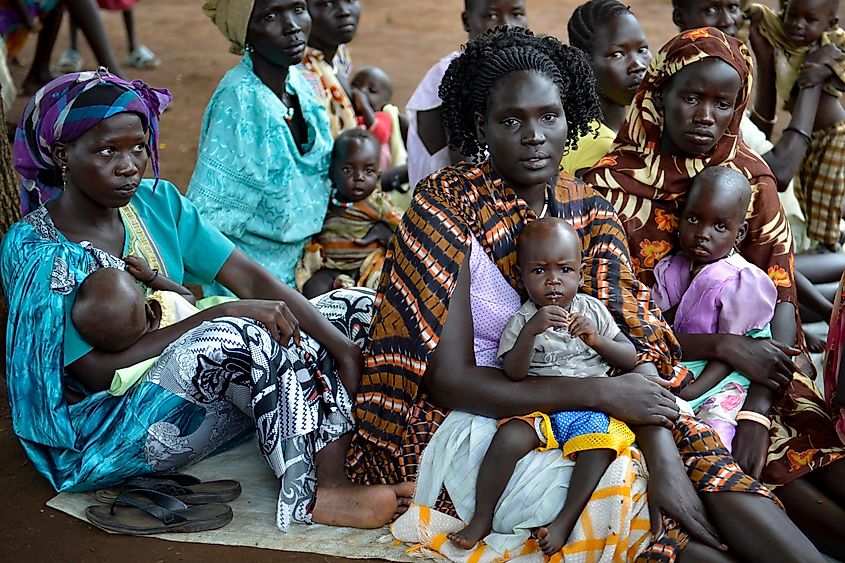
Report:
61,165,68,187
244,43,254,53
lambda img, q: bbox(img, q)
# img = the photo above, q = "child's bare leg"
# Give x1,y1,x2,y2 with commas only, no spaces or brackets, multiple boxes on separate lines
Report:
122,10,137,53
537,448,614,556
448,420,540,550
22,7,62,94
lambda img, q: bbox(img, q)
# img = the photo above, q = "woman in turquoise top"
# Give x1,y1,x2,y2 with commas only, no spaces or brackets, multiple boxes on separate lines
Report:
4,69,411,533
187,0,333,288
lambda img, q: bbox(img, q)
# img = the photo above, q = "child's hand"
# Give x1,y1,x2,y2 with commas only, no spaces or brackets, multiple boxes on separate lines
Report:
798,62,833,88
355,222,393,247
525,305,569,336
351,88,374,115
568,312,599,347
124,255,155,283
804,43,843,66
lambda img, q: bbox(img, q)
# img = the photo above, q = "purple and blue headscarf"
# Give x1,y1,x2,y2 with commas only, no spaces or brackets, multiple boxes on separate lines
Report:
14,68,172,216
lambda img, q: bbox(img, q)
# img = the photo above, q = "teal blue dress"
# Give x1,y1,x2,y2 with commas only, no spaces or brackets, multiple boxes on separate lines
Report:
1,180,237,492
2,179,370,530
187,53,333,288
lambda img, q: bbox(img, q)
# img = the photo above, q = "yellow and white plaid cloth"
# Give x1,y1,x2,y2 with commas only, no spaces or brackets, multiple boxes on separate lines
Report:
394,411,651,562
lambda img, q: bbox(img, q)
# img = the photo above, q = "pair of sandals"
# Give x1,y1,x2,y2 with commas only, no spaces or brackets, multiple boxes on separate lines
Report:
86,473,241,535
57,45,160,73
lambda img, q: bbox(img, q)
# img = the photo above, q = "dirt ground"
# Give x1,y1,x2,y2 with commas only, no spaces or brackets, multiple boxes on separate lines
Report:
0,0,751,561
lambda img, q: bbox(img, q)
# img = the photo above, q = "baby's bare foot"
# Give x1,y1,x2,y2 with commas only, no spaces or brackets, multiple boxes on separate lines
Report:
536,522,571,557
447,517,491,550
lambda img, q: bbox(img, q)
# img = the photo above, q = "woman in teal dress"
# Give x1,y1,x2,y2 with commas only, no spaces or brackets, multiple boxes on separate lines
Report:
4,69,410,533
187,0,332,288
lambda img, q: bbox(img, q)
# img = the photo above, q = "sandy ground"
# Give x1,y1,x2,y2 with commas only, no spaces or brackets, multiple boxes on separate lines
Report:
0,0,786,561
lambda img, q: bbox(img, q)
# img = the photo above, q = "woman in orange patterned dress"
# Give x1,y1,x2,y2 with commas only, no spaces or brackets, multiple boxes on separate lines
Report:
585,27,845,557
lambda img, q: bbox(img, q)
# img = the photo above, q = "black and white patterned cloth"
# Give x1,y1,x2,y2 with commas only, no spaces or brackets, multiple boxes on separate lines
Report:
143,288,374,531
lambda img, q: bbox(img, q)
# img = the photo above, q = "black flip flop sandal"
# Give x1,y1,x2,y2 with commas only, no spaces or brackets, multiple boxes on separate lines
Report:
85,489,233,535
94,473,241,505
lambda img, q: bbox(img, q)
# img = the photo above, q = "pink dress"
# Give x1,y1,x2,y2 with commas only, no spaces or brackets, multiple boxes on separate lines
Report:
653,252,778,449
97,0,136,10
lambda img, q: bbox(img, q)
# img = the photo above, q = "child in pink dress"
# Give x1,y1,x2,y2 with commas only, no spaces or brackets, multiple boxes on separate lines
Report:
653,166,778,450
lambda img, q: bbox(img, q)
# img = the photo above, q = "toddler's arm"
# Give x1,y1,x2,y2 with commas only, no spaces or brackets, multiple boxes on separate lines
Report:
568,312,637,371
351,89,377,128
677,360,733,401
502,305,569,381
125,255,196,305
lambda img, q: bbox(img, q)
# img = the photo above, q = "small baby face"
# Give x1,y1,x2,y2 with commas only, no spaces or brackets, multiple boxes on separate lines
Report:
519,227,582,308
331,136,381,203
351,67,393,111
782,0,838,46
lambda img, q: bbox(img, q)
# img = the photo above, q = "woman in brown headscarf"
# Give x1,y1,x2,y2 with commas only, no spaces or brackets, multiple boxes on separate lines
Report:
586,28,845,557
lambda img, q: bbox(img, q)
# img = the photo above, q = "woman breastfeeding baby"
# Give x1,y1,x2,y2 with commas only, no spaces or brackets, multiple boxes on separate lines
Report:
3,69,411,535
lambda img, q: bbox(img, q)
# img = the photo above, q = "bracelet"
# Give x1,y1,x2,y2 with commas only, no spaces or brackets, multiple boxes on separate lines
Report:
783,126,813,144
750,106,777,125
735,410,772,430
145,269,159,285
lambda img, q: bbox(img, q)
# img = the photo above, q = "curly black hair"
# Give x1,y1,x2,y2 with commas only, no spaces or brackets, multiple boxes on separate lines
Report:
568,0,634,54
439,26,601,159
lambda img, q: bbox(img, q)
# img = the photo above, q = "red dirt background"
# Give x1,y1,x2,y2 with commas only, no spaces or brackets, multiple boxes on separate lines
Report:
0,0,785,561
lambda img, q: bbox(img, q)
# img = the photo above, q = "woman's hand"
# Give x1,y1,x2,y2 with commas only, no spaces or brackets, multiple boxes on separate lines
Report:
748,10,773,63
223,299,301,347
721,336,798,392
730,421,770,479
647,461,727,552
602,373,680,428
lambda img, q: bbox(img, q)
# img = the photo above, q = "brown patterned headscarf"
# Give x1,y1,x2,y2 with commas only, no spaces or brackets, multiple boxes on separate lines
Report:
585,27,796,305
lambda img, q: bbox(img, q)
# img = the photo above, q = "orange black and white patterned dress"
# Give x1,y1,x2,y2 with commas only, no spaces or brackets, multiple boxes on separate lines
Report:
584,27,845,488
347,159,778,561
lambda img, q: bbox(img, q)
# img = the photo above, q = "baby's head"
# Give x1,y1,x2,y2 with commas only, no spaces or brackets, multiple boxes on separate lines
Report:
782,0,839,46
351,66,394,112
517,217,583,308
680,166,751,265
331,129,382,203
71,267,155,352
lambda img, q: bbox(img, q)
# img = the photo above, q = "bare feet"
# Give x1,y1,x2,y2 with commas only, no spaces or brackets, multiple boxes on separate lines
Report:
448,515,492,550
536,520,574,557
804,330,826,354
311,481,410,528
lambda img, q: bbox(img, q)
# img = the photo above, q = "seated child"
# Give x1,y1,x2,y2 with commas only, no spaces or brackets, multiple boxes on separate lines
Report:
296,129,403,298
71,255,198,354
748,0,845,251
653,166,777,449
448,217,638,556
350,66,408,170
350,66,410,203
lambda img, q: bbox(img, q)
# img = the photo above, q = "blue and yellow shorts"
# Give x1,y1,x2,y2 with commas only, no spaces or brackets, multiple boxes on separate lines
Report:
501,410,635,459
